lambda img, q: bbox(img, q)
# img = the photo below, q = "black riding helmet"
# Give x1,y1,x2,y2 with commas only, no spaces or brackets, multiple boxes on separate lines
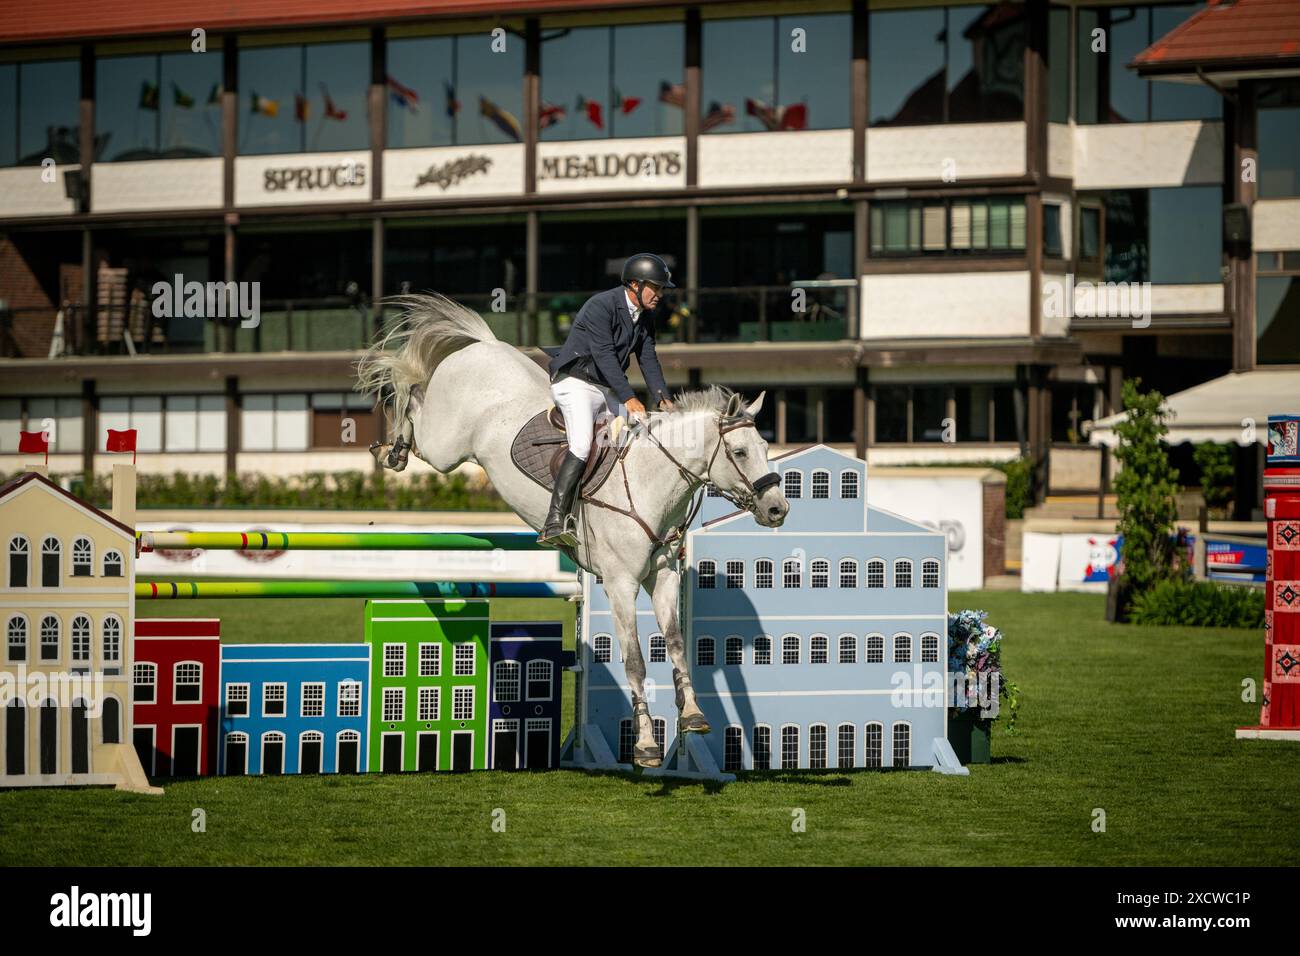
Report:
621,253,675,289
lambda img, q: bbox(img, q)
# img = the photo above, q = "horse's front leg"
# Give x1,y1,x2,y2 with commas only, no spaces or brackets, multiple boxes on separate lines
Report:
608,574,661,767
649,558,710,734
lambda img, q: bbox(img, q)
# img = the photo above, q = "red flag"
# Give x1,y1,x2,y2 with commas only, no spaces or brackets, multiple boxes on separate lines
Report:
294,92,310,122
779,102,808,131
106,428,138,464
577,95,603,130
18,429,49,465
320,83,348,121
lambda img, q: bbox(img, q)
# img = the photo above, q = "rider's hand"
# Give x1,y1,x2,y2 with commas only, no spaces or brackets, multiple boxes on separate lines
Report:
624,397,647,421
658,397,675,412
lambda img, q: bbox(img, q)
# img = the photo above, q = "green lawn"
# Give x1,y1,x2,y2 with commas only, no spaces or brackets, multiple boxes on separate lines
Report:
3,590,1296,866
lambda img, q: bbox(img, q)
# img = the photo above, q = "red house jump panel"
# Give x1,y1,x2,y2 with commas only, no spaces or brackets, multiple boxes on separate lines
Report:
132,619,222,777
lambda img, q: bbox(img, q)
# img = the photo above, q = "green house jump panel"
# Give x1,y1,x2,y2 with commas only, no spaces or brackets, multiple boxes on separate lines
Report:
365,599,490,772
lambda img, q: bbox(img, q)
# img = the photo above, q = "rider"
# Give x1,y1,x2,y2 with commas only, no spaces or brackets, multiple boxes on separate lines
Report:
538,252,678,548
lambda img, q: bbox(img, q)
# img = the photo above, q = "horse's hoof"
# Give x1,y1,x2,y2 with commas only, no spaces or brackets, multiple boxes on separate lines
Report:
679,713,711,734
633,745,663,768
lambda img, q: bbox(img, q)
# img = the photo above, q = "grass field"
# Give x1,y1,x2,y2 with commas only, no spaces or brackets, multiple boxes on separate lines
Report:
3,590,1296,866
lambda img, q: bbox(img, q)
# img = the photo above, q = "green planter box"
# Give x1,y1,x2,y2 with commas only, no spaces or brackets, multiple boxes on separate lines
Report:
948,709,992,765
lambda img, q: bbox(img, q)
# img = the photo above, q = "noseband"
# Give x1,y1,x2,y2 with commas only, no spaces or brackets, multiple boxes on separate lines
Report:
644,413,779,514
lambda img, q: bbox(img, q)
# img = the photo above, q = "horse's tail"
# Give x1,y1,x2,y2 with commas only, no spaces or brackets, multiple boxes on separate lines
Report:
355,293,500,427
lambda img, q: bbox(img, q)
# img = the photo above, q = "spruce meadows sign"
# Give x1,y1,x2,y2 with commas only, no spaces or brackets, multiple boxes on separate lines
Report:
536,138,686,193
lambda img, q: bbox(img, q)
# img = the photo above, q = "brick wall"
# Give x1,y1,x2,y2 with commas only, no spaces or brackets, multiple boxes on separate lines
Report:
0,236,57,358
982,479,1006,580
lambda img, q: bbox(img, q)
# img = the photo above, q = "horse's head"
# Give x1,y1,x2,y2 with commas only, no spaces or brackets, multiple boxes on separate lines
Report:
704,390,788,528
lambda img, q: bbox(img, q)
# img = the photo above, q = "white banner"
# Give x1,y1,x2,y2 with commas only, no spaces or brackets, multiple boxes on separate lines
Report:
235,151,371,207
698,128,852,188
384,143,524,201
536,136,685,194
93,157,223,213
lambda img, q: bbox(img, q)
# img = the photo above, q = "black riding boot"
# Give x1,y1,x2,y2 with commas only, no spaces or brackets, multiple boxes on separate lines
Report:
538,450,586,547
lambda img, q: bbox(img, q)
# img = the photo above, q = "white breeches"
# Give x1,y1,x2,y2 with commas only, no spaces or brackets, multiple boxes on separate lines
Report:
551,375,620,461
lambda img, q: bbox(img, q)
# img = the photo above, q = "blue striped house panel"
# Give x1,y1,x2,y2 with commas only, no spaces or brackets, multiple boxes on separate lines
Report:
488,622,565,770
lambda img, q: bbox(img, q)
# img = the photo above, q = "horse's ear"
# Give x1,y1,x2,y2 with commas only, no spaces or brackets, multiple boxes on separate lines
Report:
409,384,425,417
724,391,743,418
746,390,766,419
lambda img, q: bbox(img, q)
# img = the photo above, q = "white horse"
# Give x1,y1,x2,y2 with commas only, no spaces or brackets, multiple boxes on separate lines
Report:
357,294,789,767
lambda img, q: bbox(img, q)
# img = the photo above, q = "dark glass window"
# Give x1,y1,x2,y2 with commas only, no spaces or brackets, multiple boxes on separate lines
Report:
993,384,1020,441
956,384,992,441
385,218,526,300
2,58,80,166
541,22,683,141
1048,6,1070,123
870,197,1026,256
1043,203,1063,258
912,386,948,442
1149,5,1221,121
1258,82,1300,199
1076,9,1100,125
825,387,855,443
0,64,14,167
239,42,368,155
96,51,223,161
1102,188,1147,282
1107,6,1148,123
703,14,849,134
1257,277,1300,366
1051,382,1096,442
785,388,814,443
870,4,1024,127
1079,205,1102,262
1149,186,1220,283
874,385,909,443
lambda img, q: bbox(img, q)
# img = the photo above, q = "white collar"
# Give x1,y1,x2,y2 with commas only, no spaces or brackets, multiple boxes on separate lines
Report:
624,288,640,322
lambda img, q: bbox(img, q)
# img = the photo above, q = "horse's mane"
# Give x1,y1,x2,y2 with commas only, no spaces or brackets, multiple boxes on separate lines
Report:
650,384,752,425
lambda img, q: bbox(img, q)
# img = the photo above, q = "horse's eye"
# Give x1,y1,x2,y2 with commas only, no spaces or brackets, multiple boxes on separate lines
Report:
735,450,747,459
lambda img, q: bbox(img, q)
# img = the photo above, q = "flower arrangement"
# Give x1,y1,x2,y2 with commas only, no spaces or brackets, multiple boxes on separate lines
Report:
948,609,1020,734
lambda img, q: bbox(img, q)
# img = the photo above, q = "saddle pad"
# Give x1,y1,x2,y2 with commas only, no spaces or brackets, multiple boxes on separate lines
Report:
510,408,619,499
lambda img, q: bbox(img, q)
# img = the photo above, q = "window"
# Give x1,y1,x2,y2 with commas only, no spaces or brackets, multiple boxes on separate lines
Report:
419,643,441,677
895,560,913,589
725,560,744,589
241,394,309,451
453,642,475,676
725,636,743,665
69,538,92,577
754,635,772,665
1259,82,1300,199
40,615,59,661
753,725,772,770
892,722,912,767
872,198,1027,257
495,661,521,702
238,42,369,155
781,726,800,769
41,538,60,587
8,536,29,587
0,58,80,169
838,723,856,769
840,471,859,499
697,560,716,589
650,634,666,663
839,559,857,589
893,633,913,664
593,634,612,663
864,723,883,768
382,687,404,723
95,51,222,161
1097,187,1222,284
866,560,885,589
809,725,827,769
782,634,800,665
98,396,163,453
159,395,227,452
383,644,405,678
309,392,379,450
783,471,802,499
1257,275,1300,366
810,634,829,664
811,470,830,499
838,634,856,664
754,559,773,589
541,22,685,141
24,397,83,453
922,634,941,663
301,682,324,717
703,14,850,134
453,686,474,721
618,719,635,765
262,682,286,716
388,32,526,148
782,558,801,589
418,686,439,721
1048,5,1070,123
7,615,27,662
70,616,91,666
652,718,667,753
102,697,121,744
870,4,1025,126
1043,203,1063,258
226,683,249,717
866,634,885,663
134,662,156,703
810,559,830,589
338,680,361,717
102,551,123,577
920,559,941,589
696,637,715,667
526,659,552,700
724,727,743,772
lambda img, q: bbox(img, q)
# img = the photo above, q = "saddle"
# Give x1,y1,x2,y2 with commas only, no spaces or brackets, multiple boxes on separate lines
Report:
509,406,623,499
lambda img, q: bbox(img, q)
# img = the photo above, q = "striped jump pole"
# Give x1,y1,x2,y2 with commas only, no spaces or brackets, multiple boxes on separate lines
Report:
136,579,580,600
138,530,544,553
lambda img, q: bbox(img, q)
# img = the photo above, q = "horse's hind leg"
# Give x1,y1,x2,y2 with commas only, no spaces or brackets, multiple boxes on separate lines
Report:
608,574,661,767
648,559,710,734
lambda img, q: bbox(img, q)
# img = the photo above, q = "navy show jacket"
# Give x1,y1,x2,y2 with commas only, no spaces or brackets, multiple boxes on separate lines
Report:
546,285,671,405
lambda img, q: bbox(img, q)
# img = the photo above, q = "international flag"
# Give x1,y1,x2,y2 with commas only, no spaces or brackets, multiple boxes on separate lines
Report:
444,81,460,118
576,94,603,130
320,83,348,121
172,83,195,109
658,81,685,109
614,88,641,115
250,91,280,118
538,100,566,130
745,97,808,131
701,101,735,132
207,82,222,106
106,428,138,464
480,95,523,142
18,429,49,464
139,81,160,111
294,92,310,122
387,75,420,113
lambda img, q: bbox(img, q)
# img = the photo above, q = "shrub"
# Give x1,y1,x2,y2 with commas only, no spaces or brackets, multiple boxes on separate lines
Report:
1113,379,1181,598
1001,458,1032,520
1193,442,1235,517
1129,580,1265,629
